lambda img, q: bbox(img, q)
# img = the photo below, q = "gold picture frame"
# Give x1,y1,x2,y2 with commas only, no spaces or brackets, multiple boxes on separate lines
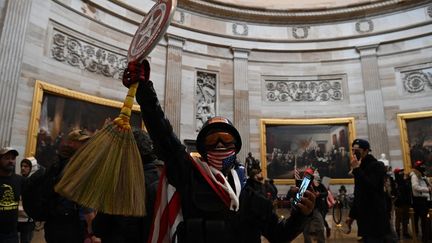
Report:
397,110,432,176
260,117,356,185
26,80,141,168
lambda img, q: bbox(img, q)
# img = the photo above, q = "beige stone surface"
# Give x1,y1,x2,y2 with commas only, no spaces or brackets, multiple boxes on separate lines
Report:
0,0,430,174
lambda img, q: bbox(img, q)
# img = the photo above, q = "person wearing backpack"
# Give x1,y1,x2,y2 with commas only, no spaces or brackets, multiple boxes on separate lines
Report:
22,129,91,243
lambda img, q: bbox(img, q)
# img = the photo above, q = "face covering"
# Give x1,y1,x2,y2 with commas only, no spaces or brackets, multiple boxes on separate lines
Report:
207,149,236,173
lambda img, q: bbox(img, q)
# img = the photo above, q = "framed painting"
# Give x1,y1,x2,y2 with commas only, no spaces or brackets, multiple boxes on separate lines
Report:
25,80,142,168
260,117,356,184
398,111,432,176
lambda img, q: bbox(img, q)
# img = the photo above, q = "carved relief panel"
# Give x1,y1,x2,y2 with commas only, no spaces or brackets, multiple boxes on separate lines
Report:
195,71,217,131
396,63,432,95
263,75,346,103
50,29,127,80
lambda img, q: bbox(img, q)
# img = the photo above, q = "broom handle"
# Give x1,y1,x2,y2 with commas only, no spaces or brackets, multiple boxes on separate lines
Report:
114,82,139,130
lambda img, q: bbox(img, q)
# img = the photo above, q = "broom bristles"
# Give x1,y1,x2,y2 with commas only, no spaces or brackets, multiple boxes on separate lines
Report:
54,123,146,216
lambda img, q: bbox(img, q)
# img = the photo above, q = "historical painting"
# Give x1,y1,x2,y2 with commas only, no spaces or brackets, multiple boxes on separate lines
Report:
261,118,356,184
398,111,432,176
26,80,142,168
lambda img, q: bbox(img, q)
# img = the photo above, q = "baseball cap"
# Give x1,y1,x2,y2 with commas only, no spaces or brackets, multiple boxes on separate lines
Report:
0,147,19,157
393,167,403,174
351,139,371,150
414,160,424,168
65,129,90,142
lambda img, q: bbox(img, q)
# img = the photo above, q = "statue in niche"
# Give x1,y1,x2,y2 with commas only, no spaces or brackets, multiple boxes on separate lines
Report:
195,71,216,131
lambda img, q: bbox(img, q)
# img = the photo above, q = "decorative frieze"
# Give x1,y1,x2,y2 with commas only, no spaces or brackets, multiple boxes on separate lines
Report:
402,69,432,93
195,71,217,131
264,79,344,102
355,19,374,33
292,26,310,39
232,23,248,36
51,31,127,79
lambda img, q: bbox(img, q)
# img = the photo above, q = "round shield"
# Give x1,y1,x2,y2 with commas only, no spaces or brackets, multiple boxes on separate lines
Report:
128,0,177,62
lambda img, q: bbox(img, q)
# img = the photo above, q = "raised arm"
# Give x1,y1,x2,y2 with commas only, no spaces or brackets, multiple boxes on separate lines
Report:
123,60,188,186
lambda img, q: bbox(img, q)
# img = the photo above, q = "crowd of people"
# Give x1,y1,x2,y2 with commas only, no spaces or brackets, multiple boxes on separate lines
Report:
1,59,431,243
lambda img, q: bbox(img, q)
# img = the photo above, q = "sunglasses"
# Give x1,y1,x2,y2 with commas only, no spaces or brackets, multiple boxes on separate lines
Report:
204,132,235,147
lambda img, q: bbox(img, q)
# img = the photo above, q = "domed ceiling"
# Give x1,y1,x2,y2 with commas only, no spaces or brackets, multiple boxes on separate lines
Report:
178,0,429,23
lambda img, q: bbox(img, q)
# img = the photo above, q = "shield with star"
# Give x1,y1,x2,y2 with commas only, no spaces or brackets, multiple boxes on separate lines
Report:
128,0,177,62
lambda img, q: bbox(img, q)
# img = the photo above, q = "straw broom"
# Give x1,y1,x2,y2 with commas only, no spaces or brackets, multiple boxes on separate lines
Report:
54,82,146,216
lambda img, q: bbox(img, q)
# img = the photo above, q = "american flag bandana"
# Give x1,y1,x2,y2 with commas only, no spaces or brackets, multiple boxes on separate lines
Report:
207,149,236,171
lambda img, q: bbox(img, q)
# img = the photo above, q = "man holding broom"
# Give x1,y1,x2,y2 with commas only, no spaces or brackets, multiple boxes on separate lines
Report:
123,60,315,243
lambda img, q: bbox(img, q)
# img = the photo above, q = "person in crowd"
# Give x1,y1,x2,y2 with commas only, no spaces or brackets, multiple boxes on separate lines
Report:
25,129,91,243
393,168,412,239
302,170,328,243
346,139,390,243
410,160,431,242
0,147,23,243
264,178,278,201
122,60,315,243
92,130,163,243
17,157,40,243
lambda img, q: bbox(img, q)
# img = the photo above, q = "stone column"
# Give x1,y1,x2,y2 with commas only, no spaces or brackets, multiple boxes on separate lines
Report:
0,0,33,147
356,44,389,157
232,48,250,163
164,35,184,135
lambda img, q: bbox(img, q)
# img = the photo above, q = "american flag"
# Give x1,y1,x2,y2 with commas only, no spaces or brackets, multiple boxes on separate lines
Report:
148,155,241,243
148,168,182,243
294,167,301,180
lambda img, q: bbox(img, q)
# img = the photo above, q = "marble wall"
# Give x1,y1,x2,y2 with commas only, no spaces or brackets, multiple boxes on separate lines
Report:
1,0,431,175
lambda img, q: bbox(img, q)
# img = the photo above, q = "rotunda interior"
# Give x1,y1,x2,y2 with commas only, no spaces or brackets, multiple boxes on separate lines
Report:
0,0,431,222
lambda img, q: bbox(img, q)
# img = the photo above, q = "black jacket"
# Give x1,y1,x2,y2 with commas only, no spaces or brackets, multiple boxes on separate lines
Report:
92,162,161,243
349,154,390,237
136,81,308,243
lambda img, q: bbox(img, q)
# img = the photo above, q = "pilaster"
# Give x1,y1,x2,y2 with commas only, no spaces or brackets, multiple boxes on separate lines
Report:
232,48,250,163
0,0,33,147
356,44,389,157
164,35,185,135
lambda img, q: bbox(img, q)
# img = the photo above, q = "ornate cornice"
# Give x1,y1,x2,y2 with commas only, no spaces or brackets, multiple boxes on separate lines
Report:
179,0,429,24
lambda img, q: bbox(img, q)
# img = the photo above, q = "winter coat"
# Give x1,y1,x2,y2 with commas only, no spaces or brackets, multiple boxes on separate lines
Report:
136,81,309,243
349,154,390,237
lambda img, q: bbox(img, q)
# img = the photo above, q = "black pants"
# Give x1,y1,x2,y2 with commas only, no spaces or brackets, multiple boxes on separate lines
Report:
413,197,430,243
0,232,18,243
17,222,35,243
44,219,84,243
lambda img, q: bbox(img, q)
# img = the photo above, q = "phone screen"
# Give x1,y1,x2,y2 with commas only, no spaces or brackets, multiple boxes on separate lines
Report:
292,174,313,206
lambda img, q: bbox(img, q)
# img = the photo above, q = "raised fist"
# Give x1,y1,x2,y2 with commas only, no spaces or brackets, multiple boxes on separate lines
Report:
122,59,151,88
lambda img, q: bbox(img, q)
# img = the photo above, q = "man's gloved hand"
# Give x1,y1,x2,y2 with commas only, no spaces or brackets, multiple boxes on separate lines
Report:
122,59,151,88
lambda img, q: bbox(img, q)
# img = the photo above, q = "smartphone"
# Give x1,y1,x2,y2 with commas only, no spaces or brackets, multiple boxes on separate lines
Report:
292,173,313,208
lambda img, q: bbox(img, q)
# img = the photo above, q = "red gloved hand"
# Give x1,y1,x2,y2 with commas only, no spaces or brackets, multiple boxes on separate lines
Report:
122,59,151,88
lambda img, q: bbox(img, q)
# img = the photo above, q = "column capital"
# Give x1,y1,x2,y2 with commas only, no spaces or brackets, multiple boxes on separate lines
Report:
356,43,380,57
231,47,250,59
165,34,185,48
